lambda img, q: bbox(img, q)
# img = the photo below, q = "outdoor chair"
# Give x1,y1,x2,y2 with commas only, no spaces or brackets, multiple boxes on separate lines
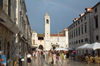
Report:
97,57,100,65
85,57,93,64
95,57,98,63
90,57,93,62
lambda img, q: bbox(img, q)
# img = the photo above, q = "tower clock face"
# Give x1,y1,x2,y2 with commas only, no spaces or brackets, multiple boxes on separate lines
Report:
46,19,49,24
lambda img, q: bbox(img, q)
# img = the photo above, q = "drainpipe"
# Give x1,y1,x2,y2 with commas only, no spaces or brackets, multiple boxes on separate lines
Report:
0,22,16,50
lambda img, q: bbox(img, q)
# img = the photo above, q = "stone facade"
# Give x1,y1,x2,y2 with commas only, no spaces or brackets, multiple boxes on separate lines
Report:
68,2,100,50
68,8,93,49
0,0,18,66
32,13,69,50
0,0,32,66
92,2,100,43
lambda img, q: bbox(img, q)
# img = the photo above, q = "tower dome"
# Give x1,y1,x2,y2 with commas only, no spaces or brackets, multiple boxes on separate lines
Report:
45,12,49,16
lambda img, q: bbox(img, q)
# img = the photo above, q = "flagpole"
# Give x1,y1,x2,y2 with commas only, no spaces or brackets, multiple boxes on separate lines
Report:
58,30,59,48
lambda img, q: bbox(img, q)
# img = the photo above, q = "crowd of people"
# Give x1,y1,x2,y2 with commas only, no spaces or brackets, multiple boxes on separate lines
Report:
27,50,76,66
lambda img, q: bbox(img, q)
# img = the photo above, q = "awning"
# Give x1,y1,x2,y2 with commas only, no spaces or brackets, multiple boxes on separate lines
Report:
31,45,38,48
0,21,20,34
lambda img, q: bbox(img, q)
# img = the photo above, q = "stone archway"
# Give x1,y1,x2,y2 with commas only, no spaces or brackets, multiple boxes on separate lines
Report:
39,45,43,50
53,46,56,50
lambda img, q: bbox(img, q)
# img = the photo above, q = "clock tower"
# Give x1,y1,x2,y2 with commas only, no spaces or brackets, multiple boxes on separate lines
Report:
44,13,51,50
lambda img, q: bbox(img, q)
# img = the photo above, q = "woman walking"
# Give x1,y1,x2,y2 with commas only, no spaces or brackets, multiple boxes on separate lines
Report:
53,52,56,65
66,51,70,64
27,52,32,66
48,50,52,66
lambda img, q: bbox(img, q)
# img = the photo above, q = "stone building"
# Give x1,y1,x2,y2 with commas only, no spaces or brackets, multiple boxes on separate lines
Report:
15,0,32,66
68,1,100,50
92,2,100,42
0,0,20,66
0,0,32,66
32,13,69,50
68,8,93,49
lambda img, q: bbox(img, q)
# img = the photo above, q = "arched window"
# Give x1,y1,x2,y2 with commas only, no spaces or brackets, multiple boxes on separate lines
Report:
46,19,49,24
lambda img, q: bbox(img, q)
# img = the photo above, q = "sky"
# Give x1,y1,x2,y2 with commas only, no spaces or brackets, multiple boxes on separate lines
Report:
25,0,100,34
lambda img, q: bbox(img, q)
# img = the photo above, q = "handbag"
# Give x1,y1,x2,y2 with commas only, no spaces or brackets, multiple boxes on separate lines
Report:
1,64,4,66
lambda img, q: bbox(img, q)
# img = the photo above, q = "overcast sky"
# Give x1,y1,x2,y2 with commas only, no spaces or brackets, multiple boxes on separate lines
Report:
25,0,100,34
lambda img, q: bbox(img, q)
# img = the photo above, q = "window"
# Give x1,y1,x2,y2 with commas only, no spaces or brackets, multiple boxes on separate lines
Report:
38,37,44,40
72,31,73,38
81,25,83,34
79,40,80,43
76,23,77,26
74,30,75,37
79,27,80,35
46,19,49,24
95,8,97,12
0,0,3,8
96,35,99,41
95,17,98,28
85,24,87,33
8,0,11,16
76,40,78,44
85,38,88,42
78,21,80,24
81,39,83,43
81,19,83,22
84,16,86,20
76,28,77,36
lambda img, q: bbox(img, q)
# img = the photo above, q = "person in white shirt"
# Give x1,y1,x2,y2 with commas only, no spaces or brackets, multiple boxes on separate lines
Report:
53,52,56,65
35,51,38,58
27,52,32,66
32,52,35,59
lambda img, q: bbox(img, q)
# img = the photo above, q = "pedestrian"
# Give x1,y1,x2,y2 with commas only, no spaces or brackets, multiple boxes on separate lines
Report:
43,51,45,59
41,51,43,59
27,52,32,66
66,51,69,64
0,51,6,66
73,50,76,60
53,52,56,65
35,51,38,58
56,52,59,65
19,52,22,66
64,54,66,60
32,51,35,60
48,50,52,66
59,52,62,66
38,51,40,59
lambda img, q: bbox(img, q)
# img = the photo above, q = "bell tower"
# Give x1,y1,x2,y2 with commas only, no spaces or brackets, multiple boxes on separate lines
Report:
44,13,51,50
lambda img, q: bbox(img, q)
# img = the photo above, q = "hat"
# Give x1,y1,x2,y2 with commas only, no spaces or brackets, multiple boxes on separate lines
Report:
0,51,3,53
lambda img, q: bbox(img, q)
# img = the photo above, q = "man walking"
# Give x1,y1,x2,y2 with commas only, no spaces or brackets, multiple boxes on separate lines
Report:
0,51,6,66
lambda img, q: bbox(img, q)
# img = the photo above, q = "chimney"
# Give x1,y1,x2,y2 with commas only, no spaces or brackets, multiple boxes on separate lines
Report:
85,7,92,12
73,18,79,22
79,13,85,17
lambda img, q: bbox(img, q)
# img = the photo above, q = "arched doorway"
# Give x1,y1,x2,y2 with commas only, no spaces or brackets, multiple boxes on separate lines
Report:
39,45,43,50
53,46,56,50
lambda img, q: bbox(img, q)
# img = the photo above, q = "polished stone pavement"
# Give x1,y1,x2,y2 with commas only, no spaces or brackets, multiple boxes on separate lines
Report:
31,58,98,66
